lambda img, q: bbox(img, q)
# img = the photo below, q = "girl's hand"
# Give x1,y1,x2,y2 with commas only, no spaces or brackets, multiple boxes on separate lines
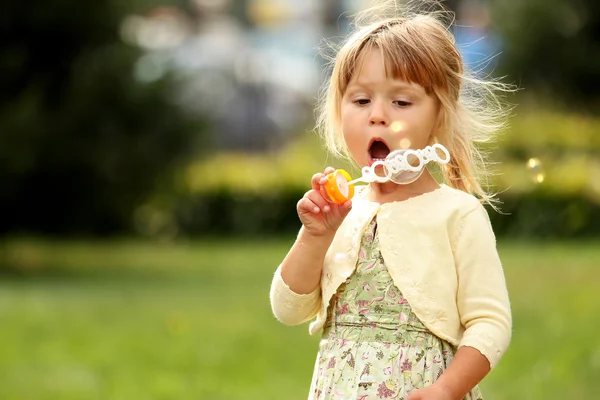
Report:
406,384,454,400
297,167,352,237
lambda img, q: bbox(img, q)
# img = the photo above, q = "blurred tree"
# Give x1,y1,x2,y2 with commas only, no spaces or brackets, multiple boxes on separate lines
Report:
491,0,600,108
0,0,206,235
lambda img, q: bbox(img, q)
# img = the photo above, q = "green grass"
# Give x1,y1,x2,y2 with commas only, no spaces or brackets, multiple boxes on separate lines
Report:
1,238,599,399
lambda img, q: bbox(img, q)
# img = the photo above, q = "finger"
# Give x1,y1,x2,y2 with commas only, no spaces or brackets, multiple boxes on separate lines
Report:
306,190,330,213
329,199,351,219
297,197,321,214
340,199,352,215
311,173,326,191
319,185,332,203
323,166,335,175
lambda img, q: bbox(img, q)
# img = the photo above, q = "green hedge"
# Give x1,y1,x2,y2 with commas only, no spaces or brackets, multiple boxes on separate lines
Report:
171,190,600,239
141,110,600,238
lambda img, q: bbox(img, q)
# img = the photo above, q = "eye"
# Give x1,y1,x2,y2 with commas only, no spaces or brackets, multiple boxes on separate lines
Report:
394,100,412,107
355,99,370,105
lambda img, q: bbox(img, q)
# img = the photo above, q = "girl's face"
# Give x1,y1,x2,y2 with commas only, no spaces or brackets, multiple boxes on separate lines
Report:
341,47,441,168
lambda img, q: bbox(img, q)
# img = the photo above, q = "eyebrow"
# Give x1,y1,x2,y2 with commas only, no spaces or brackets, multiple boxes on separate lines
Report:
347,81,424,94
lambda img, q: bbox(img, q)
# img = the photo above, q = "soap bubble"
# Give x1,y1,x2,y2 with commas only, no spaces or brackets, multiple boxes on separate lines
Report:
399,138,411,149
527,158,545,183
390,121,404,133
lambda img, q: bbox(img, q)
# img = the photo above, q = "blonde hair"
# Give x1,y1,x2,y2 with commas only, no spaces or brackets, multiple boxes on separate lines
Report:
316,0,514,207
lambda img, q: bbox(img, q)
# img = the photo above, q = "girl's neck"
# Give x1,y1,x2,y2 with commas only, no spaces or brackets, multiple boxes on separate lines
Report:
366,169,441,204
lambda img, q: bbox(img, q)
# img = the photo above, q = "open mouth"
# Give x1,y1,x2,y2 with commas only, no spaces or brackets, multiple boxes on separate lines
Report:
368,139,391,163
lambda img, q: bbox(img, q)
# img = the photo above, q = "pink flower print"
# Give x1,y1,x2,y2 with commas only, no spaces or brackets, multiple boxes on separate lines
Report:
338,303,349,315
358,299,370,307
360,363,371,379
363,261,376,271
383,367,392,376
359,249,366,259
327,357,336,370
347,353,355,368
398,297,408,305
358,308,369,315
376,382,395,398
362,282,371,291
362,352,371,361
388,289,397,298
399,313,408,323
400,358,412,372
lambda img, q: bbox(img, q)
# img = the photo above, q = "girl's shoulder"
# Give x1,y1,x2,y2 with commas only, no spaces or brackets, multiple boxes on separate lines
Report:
438,184,484,212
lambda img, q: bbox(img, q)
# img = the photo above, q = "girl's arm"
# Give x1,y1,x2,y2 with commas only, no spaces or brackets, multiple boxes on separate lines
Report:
452,203,512,369
435,346,491,399
406,346,490,400
409,202,511,400
270,168,352,325
268,228,334,326
279,227,335,294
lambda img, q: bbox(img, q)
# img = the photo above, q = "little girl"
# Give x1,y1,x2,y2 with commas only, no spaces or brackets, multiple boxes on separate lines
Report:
270,1,512,399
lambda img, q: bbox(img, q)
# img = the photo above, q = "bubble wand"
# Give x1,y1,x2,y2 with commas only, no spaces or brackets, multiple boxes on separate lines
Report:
324,143,451,204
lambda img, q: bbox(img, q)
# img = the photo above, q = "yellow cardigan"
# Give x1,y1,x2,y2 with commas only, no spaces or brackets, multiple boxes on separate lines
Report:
270,184,512,368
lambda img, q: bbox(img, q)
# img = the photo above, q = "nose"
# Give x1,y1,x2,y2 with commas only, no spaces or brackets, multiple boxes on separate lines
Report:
368,99,389,127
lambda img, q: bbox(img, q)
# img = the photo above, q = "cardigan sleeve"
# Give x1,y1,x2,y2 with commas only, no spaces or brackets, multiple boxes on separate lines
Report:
454,203,512,369
269,264,321,326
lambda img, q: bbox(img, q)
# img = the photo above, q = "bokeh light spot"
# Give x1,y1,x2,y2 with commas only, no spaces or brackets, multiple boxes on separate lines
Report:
527,158,545,183
399,138,412,149
390,121,404,133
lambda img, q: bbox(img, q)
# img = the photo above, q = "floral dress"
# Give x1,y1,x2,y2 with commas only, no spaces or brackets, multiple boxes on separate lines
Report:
308,218,483,400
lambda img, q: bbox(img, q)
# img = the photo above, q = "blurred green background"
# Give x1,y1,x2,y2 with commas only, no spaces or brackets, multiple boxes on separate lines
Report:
1,0,599,399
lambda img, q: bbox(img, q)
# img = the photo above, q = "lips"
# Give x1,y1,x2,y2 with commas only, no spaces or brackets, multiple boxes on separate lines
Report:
368,138,391,165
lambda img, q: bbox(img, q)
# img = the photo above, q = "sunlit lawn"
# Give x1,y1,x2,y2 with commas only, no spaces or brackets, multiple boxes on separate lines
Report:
0,237,599,399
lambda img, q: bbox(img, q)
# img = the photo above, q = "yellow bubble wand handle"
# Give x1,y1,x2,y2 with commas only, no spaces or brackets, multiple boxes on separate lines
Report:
324,169,357,204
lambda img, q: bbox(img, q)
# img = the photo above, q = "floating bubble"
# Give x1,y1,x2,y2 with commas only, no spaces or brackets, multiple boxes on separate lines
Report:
399,138,412,149
526,158,545,183
390,121,404,133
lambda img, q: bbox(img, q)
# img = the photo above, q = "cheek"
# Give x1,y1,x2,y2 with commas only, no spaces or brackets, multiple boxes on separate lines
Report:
342,129,360,154
395,121,434,149
340,108,357,138
340,105,353,127
340,119,363,159
410,109,438,138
